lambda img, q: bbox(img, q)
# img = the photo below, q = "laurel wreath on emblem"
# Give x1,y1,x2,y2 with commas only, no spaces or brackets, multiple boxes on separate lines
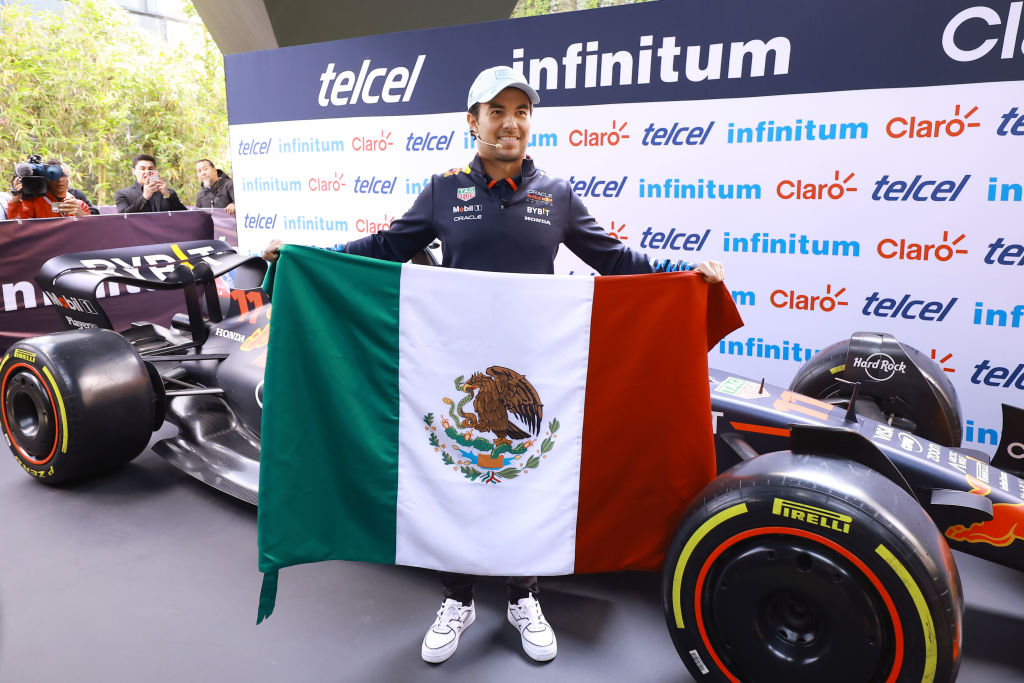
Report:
422,368,558,485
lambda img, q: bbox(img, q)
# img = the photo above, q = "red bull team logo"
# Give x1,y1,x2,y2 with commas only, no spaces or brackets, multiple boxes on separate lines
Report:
945,475,1024,547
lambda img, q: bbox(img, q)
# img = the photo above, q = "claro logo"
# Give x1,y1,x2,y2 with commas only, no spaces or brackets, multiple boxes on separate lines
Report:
943,3,1024,62
317,56,426,106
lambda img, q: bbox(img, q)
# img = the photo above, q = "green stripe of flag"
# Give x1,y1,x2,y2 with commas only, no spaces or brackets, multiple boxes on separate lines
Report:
259,246,402,571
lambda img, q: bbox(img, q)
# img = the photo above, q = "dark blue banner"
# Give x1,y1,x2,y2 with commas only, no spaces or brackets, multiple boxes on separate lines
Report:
226,0,1023,125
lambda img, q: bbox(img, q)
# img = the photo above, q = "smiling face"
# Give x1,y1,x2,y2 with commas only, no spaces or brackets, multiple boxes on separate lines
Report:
468,87,532,172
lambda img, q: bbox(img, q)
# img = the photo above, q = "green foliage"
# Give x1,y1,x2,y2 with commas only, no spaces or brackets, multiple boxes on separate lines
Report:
0,0,228,205
512,0,654,18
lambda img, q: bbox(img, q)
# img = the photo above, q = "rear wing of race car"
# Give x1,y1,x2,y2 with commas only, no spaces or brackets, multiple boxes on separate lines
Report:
34,240,267,336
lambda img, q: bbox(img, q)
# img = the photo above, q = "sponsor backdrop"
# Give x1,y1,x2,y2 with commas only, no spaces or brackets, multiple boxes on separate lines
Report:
225,0,1023,454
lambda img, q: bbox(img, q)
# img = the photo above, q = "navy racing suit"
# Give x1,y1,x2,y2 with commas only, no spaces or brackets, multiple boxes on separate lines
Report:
342,155,688,275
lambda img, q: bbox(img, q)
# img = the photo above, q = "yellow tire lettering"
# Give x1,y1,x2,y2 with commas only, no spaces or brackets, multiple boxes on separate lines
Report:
41,366,69,454
672,502,748,629
875,544,936,683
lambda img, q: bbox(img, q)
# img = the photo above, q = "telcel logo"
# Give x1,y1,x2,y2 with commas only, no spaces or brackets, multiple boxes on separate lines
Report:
570,120,629,147
871,175,970,201
641,121,714,146
972,360,1024,390
877,231,968,261
852,353,908,381
317,55,426,106
777,171,856,200
406,131,453,151
997,106,1024,136
984,238,1024,265
770,284,847,312
886,105,981,138
638,227,709,251
943,3,1024,62
237,138,272,156
244,213,277,230
862,292,957,321
567,175,627,198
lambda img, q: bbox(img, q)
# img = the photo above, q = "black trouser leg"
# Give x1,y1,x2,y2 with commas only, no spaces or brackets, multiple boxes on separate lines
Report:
439,573,540,605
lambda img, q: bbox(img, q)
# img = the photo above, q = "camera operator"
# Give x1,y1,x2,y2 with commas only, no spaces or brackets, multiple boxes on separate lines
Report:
115,154,187,213
6,158,91,219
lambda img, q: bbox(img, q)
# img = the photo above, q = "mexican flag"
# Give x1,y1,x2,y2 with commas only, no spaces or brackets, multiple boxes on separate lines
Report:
257,245,741,622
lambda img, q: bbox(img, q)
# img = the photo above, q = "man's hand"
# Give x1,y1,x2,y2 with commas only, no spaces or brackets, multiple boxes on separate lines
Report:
10,177,22,197
142,176,157,200
225,202,236,216
694,260,725,284
262,239,284,263
54,200,87,218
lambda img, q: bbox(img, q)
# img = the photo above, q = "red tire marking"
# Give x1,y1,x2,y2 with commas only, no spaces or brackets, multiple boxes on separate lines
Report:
692,526,904,683
1,362,59,465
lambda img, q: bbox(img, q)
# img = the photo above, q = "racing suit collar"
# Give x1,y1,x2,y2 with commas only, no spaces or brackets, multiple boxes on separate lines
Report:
468,154,536,182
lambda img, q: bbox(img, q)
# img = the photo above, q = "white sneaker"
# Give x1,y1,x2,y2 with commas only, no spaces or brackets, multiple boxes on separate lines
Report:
421,599,476,663
507,595,557,661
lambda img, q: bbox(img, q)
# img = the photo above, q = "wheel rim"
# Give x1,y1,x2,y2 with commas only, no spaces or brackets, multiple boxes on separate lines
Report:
701,536,895,683
2,367,59,463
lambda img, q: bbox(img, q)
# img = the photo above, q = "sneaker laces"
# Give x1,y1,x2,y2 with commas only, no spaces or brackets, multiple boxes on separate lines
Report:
518,597,546,628
434,599,464,629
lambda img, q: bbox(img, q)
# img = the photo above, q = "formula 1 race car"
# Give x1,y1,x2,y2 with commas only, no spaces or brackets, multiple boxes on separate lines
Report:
2,240,1022,682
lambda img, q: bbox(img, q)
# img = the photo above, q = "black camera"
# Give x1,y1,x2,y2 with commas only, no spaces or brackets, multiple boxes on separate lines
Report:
14,154,64,199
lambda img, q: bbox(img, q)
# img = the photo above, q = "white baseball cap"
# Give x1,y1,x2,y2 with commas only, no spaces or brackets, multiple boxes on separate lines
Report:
467,66,540,110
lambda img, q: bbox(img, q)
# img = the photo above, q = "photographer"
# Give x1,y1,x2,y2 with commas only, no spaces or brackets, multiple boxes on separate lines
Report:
115,154,187,213
6,157,91,219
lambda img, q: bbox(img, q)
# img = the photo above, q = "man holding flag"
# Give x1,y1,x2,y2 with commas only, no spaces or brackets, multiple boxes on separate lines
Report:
262,65,732,665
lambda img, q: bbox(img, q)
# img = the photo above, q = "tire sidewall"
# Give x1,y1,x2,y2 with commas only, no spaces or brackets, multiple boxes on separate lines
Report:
1,330,156,484
663,452,960,683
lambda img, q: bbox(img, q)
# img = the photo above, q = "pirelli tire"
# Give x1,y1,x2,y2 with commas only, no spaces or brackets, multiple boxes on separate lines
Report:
662,451,962,683
1,329,157,485
788,339,962,447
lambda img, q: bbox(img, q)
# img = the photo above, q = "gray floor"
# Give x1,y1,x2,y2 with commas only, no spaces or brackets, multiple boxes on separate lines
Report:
2,427,1024,682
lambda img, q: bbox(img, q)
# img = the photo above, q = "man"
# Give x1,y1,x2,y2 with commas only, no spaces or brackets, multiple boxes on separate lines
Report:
194,158,235,214
115,154,187,213
264,65,725,665
7,159,91,219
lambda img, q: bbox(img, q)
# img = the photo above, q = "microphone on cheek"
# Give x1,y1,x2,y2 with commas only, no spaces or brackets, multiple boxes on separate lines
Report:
470,130,502,149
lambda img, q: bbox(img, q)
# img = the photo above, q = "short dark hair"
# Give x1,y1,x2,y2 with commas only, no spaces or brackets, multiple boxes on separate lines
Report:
195,158,216,169
132,154,156,168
